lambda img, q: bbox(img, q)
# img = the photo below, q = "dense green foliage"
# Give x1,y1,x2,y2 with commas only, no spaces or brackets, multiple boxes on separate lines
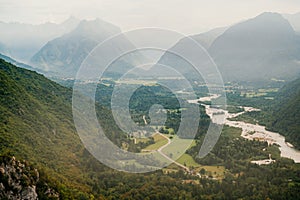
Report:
266,78,300,149
0,58,96,197
96,83,210,138
227,78,300,149
1,59,300,199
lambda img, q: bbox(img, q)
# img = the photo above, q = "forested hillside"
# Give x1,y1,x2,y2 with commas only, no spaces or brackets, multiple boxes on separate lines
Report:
267,78,300,149
0,58,130,198
0,58,95,197
1,59,300,199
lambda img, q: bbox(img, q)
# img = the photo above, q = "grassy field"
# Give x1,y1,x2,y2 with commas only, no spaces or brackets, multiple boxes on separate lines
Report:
198,165,225,179
143,133,168,151
162,153,225,179
142,133,226,179
176,153,200,167
162,135,196,160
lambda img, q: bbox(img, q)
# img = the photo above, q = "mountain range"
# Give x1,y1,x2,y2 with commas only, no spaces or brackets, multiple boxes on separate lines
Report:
0,53,44,73
4,12,293,83
1,10,300,199
1,55,300,198
159,12,300,83
1,12,300,83
0,17,80,62
30,19,145,79
0,58,132,198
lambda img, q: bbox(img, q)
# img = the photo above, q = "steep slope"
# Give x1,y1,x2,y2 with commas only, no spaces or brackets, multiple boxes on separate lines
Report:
283,12,300,34
0,155,61,199
31,19,143,79
1,59,300,199
0,58,83,184
0,58,128,198
154,28,226,83
158,12,300,84
191,27,227,49
267,78,300,149
0,53,51,75
209,12,300,82
157,27,226,78
0,17,80,62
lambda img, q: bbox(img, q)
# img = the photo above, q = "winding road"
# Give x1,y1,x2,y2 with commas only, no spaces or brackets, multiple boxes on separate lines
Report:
143,115,190,172
157,133,190,172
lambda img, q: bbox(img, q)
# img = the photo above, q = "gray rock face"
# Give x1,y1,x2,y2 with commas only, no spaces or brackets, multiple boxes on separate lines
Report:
0,156,39,200
21,186,38,200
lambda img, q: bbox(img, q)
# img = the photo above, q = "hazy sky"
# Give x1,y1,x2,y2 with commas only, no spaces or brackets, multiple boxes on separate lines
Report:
1,0,300,34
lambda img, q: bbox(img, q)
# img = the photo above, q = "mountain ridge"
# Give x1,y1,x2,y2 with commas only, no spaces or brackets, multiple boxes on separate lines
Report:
0,17,80,62
30,18,145,79
157,12,300,83
209,12,300,82
267,77,300,149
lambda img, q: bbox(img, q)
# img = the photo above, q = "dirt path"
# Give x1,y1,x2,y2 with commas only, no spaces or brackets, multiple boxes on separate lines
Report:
157,133,190,172
142,115,190,172
143,115,147,125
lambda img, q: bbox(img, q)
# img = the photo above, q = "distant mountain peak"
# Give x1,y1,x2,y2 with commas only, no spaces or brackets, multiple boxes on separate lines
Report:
257,12,282,18
30,18,140,78
158,12,300,83
283,12,300,33
254,12,293,27
70,18,121,38
207,12,300,82
61,16,80,26
224,12,294,36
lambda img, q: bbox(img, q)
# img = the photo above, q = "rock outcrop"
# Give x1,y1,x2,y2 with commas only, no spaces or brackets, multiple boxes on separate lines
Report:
0,156,59,200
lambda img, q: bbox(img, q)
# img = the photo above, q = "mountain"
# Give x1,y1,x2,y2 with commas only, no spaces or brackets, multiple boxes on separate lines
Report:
30,18,143,79
0,53,48,74
209,12,300,82
191,27,227,49
158,12,300,83
0,17,80,62
0,53,63,78
267,77,300,149
0,42,11,57
1,57,300,199
0,155,60,199
1,58,184,198
0,58,117,198
283,12,300,34
155,27,227,82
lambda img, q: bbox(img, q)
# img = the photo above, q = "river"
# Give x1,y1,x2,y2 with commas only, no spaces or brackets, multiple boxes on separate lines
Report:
188,95,300,163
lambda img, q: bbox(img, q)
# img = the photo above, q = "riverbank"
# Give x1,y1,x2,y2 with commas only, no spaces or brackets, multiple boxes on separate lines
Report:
188,94,300,163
